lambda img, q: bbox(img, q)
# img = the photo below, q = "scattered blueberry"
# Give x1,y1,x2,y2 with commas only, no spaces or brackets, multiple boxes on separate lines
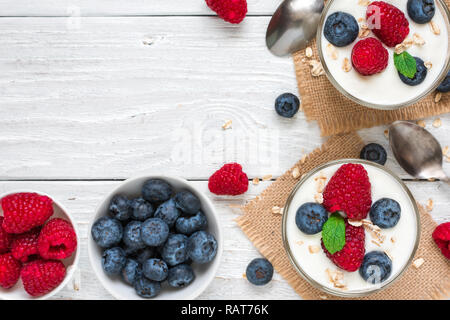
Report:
324,12,359,47
161,234,188,266
175,211,208,235
359,251,392,284
370,198,401,229
407,0,435,24
295,203,328,235
134,276,161,298
143,258,169,282
123,221,146,250
109,195,131,221
274,93,300,118
130,197,154,221
360,143,387,165
141,218,169,247
187,231,218,264
142,179,173,203
437,71,450,93
167,264,195,288
246,258,273,286
91,217,123,248
122,259,142,285
102,247,127,276
135,247,156,264
174,191,201,215
154,198,181,227
399,57,427,86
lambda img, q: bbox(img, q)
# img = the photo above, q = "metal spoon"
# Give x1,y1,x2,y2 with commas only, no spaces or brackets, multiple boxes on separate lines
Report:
266,0,324,57
389,121,449,184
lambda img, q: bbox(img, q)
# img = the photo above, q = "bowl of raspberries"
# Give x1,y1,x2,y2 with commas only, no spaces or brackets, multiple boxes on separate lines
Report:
88,175,222,299
0,191,79,299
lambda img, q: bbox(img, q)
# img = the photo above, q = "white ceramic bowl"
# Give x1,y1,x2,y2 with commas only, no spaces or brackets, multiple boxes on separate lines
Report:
0,190,80,300
88,175,223,300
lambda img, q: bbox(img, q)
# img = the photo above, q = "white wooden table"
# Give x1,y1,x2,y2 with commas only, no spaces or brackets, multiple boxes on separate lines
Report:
0,0,448,300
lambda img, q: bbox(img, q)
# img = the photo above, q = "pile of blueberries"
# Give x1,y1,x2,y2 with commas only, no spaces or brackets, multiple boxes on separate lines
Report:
91,179,218,298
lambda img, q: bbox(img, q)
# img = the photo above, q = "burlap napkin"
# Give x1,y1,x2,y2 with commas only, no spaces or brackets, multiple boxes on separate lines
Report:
236,132,450,299
293,0,450,137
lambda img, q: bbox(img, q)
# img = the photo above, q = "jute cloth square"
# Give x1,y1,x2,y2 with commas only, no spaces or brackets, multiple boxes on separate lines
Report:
236,133,450,299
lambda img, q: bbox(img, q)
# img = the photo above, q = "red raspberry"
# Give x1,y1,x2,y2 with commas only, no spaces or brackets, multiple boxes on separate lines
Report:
208,163,248,196
0,217,12,253
366,1,409,47
21,259,66,297
323,163,372,220
205,0,247,24
0,253,21,289
432,222,450,259
38,218,77,260
1,193,53,234
321,220,365,272
11,228,40,263
351,38,388,76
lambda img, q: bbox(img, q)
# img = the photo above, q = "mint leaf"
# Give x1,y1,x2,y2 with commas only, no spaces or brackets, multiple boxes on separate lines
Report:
394,51,417,79
322,213,346,254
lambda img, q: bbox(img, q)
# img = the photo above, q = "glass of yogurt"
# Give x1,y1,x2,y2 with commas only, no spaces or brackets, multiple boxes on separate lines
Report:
316,0,450,110
282,159,420,297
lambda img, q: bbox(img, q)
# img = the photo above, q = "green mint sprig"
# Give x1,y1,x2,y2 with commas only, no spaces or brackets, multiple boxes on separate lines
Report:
321,212,346,254
394,51,417,79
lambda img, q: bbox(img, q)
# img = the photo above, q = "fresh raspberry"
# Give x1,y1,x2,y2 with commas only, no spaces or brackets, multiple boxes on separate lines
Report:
11,228,40,263
205,0,247,24
38,218,77,260
21,259,66,297
321,220,365,272
432,222,450,259
366,1,409,47
323,163,372,220
1,193,53,234
0,253,21,289
0,217,12,253
351,38,388,76
208,163,248,196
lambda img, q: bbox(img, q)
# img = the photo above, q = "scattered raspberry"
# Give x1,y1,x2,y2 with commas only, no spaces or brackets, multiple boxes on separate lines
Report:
11,228,41,263
0,253,21,289
0,217,12,254
351,38,388,76
366,1,409,47
432,222,450,259
1,193,53,234
208,163,249,196
205,0,247,24
323,163,372,220
321,220,365,272
38,218,77,260
21,259,66,297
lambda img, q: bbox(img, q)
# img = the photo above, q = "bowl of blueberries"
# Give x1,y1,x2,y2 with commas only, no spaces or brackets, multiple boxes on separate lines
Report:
88,175,222,299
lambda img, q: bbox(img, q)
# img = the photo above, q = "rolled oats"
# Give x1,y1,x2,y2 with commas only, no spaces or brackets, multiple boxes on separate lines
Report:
342,57,352,72
413,33,425,46
314,193,324,204
434,92,442,103
413,258,425,269
309,60,325,77
252,177,259,185
292,167,301,179
424,61,432,69
432,118,442,127
308,245,320,254
262,174,272,181
430,21,440,35
222,120,232,130
416,120,426,128
305,47,313,58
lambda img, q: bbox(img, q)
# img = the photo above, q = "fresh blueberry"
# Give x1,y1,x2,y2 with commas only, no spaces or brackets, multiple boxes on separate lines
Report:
398,57,427,86
91,217,123,248
187,231,218,264
130,197,154,221
134,276,161,298
360,143,387,165
135,247,156,264
246,258,273,286
161,234,188,266
407,0,435,24
121,259,142,285
154,198,181,227
123,221,146,250
121,242,140,256
102,247,127,276
142,179,173,203
174,191,201,215
175,211,208,235
359,251,392,284
324,12,359,47
295,203,328,235
437,71,450,92
143,258,169,282
370,198,401,229
167,264,195,288
141,218,169,247
109,195,132,221
274,93,300,118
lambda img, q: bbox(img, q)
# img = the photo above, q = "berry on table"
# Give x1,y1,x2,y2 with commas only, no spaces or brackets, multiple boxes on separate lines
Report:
21,259,66,297
398,57,427,86
130,197,154,221
370,198,401,229
360,143,387,165
208,163,249,196
432,222,450,259
38,218,77,260
102,247,127,275
0,217,12,254
0,253,21,289
134,276,161,298
154,198,181,227
141,218,169,247
187,231,218,264
407,0,435,24
122,221,146,251
109,195,132,221
324,12,359,47
91,217,123,248
174,191,201,215
437,71,450,93
167,264,195,288
121,258,142,285
161,234,189,266
11,228,40,262
142,179,173,203
245,258,273,286
274,93,300,118
205,0,247,24
359,251,392,284
175,210,208,235
295,203,328,235
351,38,389,76
143,258,169,282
